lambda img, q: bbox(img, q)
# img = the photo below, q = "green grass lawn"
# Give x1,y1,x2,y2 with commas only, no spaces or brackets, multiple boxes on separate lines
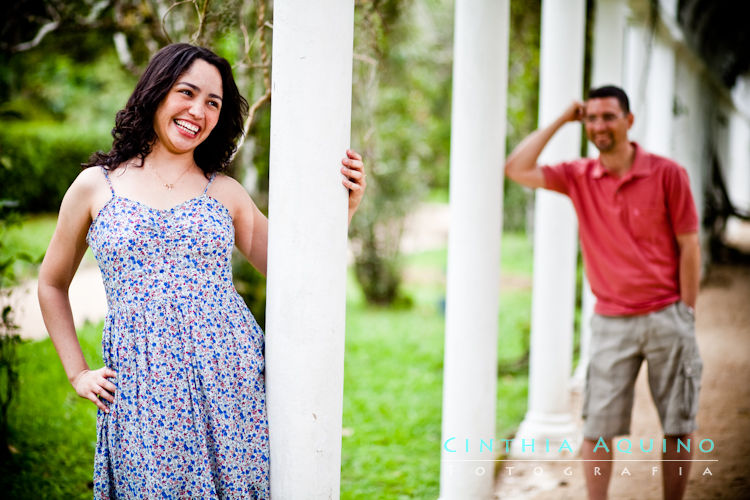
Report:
2,321,103,499
340,235,532,499
2,232,533,499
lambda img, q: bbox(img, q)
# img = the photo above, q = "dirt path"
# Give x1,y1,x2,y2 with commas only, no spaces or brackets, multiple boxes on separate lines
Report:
495,263,750,499
11,259,106,341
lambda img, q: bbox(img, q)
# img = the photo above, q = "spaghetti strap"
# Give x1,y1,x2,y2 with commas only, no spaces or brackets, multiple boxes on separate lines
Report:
100,166,115,196
202,172,217,195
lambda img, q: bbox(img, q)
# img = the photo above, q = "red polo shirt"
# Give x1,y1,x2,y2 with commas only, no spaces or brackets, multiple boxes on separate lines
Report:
541,142,698,316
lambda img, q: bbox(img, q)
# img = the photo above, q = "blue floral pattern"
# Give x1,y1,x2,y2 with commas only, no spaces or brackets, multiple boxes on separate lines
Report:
86,168,269,499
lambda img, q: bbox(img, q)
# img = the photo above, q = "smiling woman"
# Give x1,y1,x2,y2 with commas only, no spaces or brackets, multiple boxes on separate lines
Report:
86,44,246,178
152,60,223,158
37,43,366,499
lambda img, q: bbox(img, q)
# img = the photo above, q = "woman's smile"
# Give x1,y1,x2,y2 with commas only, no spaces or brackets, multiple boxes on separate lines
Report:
173,118,201,137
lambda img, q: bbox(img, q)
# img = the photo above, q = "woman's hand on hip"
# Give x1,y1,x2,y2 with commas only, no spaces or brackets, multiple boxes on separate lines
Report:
72,366,118,413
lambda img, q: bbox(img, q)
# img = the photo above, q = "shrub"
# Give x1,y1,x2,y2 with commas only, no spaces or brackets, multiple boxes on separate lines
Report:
0,122,111,212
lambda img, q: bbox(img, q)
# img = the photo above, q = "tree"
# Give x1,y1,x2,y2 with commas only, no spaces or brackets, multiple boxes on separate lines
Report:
349,0,452,305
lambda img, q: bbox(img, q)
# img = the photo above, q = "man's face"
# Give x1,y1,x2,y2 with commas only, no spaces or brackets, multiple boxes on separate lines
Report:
584,97,633,153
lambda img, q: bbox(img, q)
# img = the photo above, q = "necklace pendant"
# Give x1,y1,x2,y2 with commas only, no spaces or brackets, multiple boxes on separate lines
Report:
164,183,174,190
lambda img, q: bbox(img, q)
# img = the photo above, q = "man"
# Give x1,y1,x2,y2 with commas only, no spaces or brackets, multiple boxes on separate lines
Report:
505,85,702,500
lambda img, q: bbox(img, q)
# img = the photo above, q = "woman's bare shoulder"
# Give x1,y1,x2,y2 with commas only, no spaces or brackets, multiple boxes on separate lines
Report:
210,172,244,191
209,173,255,205
68,167,114,219
67,166,106,196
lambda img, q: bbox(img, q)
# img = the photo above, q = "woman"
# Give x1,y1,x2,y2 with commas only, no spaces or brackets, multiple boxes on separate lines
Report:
37,43,365,499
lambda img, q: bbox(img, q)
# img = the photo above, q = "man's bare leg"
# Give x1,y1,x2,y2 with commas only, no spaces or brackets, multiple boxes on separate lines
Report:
663,434,693,500
583,438,613,500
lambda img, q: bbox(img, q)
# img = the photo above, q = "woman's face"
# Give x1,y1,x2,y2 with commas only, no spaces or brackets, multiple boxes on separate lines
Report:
152,59,224,156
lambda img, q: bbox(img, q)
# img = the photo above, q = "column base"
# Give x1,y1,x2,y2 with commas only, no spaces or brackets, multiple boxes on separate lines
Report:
510,411,581,458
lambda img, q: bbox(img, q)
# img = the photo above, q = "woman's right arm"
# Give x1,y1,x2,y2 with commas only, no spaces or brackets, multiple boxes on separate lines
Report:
37,169,116,412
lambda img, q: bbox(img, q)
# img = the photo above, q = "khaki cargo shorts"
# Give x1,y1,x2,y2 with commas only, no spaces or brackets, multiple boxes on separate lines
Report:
582,301,702,440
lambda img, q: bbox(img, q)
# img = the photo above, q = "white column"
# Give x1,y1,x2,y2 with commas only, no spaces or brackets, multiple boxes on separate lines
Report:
575,0,628,389
512,0,586,457
591,0,628,87
659,0,679,21
439,1,509,498
623,24,648,139
625,21,675,156
643,37,676,156
590,0,627,88
265,2,354,498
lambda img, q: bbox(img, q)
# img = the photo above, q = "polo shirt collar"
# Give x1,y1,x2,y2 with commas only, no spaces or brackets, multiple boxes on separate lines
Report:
592,142,651,180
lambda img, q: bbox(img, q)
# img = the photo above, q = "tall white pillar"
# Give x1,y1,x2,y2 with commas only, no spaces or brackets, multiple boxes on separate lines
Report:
623,24,647,128
265,2,354,498
591,0,627,88
512,0,586,457
439,1,509,498
646,38,676,156
625,24,676,156
575,0,629,389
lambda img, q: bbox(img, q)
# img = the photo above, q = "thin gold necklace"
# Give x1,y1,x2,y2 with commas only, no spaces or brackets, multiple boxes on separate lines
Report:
147,164,193,190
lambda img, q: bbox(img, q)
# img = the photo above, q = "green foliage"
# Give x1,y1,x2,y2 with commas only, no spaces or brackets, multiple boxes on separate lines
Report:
1,38,135,125
233,99,271,206
506,0,542,151
504,0,542,232
503,182,532,233
349,0,453,305
0,39,135,213
0,122,111,212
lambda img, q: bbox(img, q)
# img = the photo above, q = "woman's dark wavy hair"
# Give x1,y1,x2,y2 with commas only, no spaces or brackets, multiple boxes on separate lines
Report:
84,43,248,174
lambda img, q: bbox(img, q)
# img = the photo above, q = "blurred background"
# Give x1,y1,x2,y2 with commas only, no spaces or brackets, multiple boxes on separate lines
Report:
0,2,540,497
1,0,748,498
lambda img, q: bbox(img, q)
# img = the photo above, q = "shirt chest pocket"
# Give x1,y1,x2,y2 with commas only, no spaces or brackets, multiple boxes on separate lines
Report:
626,202,667,242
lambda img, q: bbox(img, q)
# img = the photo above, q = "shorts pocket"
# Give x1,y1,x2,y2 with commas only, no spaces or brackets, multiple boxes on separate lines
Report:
675,301,695,324
680,356,702,419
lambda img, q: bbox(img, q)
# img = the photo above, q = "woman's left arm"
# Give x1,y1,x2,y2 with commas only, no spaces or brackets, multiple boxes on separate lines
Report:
225,176,268,276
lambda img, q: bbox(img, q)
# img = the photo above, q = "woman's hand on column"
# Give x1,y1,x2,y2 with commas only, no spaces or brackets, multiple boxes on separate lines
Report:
341,149,366,223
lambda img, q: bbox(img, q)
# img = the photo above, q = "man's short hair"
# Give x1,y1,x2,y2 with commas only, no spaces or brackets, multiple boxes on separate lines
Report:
587,85,630,114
